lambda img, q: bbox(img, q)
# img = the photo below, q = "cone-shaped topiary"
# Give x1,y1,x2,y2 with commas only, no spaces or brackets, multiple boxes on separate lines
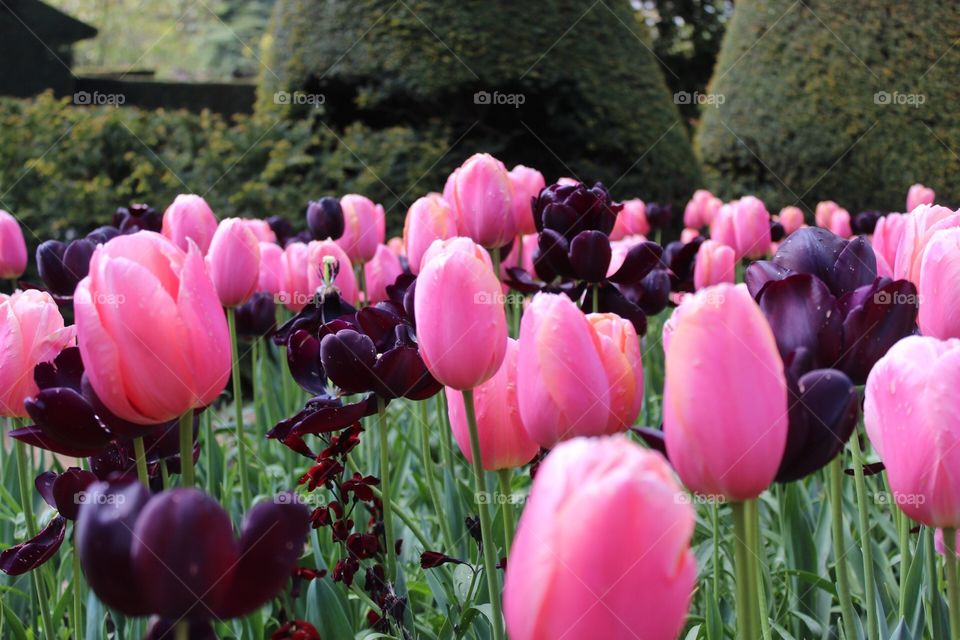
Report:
258,0,701,210
697,0,960,214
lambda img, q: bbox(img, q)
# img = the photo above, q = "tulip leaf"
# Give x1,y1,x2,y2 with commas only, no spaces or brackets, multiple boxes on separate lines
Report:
84,592,104,640
888,618,915,640
682,624,701,640
0,599,26,640
308,578,354,640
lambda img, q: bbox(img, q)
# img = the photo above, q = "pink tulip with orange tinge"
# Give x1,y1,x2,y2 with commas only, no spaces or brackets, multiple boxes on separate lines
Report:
503,435,696,640
75,231,231,424
445,338,538,470
663,283,788,500
336,194,385,263
161,195,218,255
694,239,735,290
777,206,805,235
415,237,507,390
447,153,516,249
206,218,261,308
403,194,457,274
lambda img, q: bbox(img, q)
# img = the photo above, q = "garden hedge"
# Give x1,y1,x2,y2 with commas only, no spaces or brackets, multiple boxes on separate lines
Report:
696,0,960,214
258,0,701,204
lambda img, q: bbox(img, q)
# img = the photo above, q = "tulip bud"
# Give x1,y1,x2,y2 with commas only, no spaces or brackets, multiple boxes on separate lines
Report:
257,242,284,296
778,206,805,235
0,210,27,279
865,336,960,527
918,227,960,339
683,189,722,230
414,237,507,390
336,195,385,263
306,197,345,241
815,200,840,228
0,290,76,417
503,435,696,640
161,195,218,255
894,204,960,285
363,244,404,304
403,194,457,274
693,239,735,290
618,198,651,237
907,183,935,212
508,165,545,236
448,153,516,249
281,242,310,311
710,196,771,260
207,218,261,308
663,283,788,500
871,213,907,278
37,238,96,297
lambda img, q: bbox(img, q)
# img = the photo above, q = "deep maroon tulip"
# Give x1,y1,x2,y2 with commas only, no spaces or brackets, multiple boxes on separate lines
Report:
114,203,162,233
266,215,297,245
234,291,277,339
36,238,96,298
76,482,308,621
306,197,345,241
0,516,66,576
532,181,622,239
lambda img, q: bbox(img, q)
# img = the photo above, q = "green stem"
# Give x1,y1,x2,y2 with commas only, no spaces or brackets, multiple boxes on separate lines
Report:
204,410,214,496
175,621,189,640
73,543,83,640
829,458,857,640
491,246,501,282
899,509,911,619
418,400,456,552
926,526,944,639
731,501,754,640
132,437,149,486
357,263,369,308
592,284,598,314
497,468,514,554
850,426,878,640
227,307,251,507
179,410,194,488
15,440,55,640
464,390,504,640
748,500,771,640
945,527,960,640
711,501,720,604
377,397,396,579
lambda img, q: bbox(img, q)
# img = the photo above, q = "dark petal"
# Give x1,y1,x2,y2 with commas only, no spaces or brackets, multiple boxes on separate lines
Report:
292,394,381,436
267,216,296,245
401,277,417,327
266,409,318,459
744,261,790,299
839,279,919,385
595,286,647,335
142,415,195,462
9,425,104,458
145,618,218,640
0,515,66,575
76,481,153,615
608,241,663,284
771,227,847,284
372,346,441,400
631,270,671,316
535,229,575,280
86,226,121,245
757,274,842,366
504,267,542,294
320,330,377,395
24,387,112,451
664,237,702,292
36,471,58,510
52,468,99,520
776,369,858,482
631,427,667,458
88,443,138,482
34,345,84,391
833,236,877,297
61,239,96,293
234,292,277,339
386,273,416,306
36,240,68,296
213,497,309,618
569,230,612,283
420,551,465,569
770,221,785,242
541,202,581,238
287,330,327,395
81,374,148,438
356,305,404,350
306,197,345,241
132,488,240,620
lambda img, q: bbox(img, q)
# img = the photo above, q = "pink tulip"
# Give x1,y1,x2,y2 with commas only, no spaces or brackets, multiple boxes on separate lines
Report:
281,242,311,312
241,219,277,243
918,228,960,339
206,218,261,308
508,165,545,235
501,233,538,277
815,200,840,228
448,153,516,249
403,194,457,275
907,183,935,212
161,194,218,255
414,237,507,390
865,336,960,527
75,231,230,424
0,290,75,417
386,236,405,257
894,204,960,285
680,227,701,244
710,196,771,260
684,189,722,229
871,213,907,278
556,177,580,186
445,338,538,470
663,283,788,500
694,239,735,290
777,206,805,235
503,435,696,640
363,244,404,304
829,208,853,238
336,194,385,263
257,242,285,296
615,198,651,238
0,211,27,279
307,240,358,304
517,293,641,447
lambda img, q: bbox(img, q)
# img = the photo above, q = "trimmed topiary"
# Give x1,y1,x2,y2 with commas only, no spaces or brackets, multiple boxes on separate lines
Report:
697,0,960,214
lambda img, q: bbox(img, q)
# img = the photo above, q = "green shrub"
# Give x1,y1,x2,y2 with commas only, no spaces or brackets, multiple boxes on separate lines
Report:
0,92,451,250
696,0,960,213
258,0,701,204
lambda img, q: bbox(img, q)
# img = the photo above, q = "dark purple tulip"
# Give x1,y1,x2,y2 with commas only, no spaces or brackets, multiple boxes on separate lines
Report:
320,329,377,394
114,203,162,233
0,516,66,576
266,215,297,245
37,238,96,298
621,268,671,317
36,467,98,520
662,236,703,294
569,230,611,282
534,228,575,280
770,221,785,243
145,619,217,640
306,197,345,241
533,182,621,239
853,210,884,235
269,394,381,458
644,202,673,230
234,291,277,339
757,274,843,368
607,241,663,285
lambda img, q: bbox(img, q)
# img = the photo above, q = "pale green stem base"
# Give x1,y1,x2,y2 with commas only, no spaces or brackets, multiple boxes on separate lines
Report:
179,410,194,487
227,307,251,507
498,468,514,554
850,427,878,640
377,397,396,579
945,527,960,640
829,458,857,640
133,436,149,486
